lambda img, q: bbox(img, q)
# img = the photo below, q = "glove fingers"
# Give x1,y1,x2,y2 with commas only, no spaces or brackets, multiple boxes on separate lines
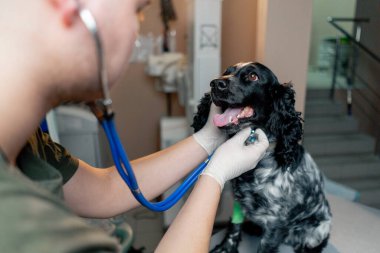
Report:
252,128,269,147
244,129,269,160
228,128,269,148
229,127,252,144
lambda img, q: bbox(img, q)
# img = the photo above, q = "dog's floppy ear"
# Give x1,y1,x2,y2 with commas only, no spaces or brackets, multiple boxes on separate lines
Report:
267,83,303,170
191,93,212,133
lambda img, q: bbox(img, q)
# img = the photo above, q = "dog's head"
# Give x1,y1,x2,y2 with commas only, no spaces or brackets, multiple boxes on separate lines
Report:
210,62,280,134
193,62,304,170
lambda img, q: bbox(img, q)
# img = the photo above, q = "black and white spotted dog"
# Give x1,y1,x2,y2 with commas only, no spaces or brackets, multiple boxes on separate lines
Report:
192,62,332,253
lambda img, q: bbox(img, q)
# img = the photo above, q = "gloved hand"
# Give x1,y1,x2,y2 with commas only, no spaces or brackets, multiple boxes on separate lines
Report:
193,103,227,155
201,128,269,190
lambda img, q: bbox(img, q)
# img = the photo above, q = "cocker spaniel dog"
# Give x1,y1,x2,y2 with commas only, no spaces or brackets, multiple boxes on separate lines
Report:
192,62,332,253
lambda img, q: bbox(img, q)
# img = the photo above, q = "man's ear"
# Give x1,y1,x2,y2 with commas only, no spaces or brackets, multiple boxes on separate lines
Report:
49,0,79,27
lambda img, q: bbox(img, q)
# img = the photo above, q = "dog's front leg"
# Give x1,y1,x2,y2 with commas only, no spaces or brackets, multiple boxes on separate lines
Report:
257,227,287,253
210,201,244,253
210,222,242,253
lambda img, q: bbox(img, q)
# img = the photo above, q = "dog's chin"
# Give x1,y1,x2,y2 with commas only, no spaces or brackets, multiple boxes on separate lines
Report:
218,118,256,136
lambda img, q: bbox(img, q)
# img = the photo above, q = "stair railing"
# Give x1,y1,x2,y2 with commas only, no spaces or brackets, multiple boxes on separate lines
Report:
328,17,380,153
327,17,380,115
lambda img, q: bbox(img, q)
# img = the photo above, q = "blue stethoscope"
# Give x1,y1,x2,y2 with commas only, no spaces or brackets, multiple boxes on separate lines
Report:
79,7,211,212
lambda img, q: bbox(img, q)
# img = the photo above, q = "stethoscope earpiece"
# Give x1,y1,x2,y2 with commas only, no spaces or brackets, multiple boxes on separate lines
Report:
78,7,113,117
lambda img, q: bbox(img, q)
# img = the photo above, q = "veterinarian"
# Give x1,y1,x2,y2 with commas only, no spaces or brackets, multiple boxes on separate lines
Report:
0,1,269,252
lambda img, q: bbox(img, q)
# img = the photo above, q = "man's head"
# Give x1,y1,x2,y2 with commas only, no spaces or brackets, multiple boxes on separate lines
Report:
1,0,150,104
55,0,151,102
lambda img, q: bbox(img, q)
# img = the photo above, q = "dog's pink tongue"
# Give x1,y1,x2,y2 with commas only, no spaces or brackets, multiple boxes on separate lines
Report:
213,108,242,127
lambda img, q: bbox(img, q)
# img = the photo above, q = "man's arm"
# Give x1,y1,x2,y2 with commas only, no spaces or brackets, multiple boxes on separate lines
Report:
155,128,269,253
63,135,208,218
63,102,227,218
155,175,221,253
0,159,118,253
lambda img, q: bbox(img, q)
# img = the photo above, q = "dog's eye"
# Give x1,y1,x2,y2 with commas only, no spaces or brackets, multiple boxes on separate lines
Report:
248,73,259,81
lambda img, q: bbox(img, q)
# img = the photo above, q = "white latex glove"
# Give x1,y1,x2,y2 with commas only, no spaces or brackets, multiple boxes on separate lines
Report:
193,103,227,155
202,128,269,190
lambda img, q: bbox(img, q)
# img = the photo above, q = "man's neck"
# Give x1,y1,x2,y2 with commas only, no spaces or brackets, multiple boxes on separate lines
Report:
0,70,52,164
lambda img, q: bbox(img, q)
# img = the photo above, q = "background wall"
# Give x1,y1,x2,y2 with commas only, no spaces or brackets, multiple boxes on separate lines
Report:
308,0,357,68
110,0,313,159
352,0,380,151
111,0,187,159
221,0,258,70
255,0,313,114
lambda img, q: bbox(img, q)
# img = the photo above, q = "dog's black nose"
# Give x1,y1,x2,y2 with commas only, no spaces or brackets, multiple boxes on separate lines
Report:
210,79,228,90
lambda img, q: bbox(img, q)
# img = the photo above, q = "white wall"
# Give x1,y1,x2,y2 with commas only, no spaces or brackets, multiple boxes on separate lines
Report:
309,0,357,68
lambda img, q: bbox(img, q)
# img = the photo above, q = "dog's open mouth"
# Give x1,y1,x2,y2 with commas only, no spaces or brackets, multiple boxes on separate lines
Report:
213,106,254,127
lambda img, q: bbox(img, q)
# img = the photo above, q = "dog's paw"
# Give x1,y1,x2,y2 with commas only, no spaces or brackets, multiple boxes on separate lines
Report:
242,220,263,236
210,223,242,253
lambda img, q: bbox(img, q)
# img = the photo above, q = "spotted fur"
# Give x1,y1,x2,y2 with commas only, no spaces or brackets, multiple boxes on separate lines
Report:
192,62,332,253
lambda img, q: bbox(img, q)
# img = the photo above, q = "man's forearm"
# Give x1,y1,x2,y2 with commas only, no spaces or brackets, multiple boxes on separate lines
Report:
156,175,221,253
64,136,209,218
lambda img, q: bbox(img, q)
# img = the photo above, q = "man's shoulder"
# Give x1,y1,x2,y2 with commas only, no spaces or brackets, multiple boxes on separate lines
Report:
0,157,118,253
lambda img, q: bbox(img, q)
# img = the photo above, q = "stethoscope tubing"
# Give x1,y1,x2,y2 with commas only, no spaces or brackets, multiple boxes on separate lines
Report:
101,117,211,212
79,5,210,212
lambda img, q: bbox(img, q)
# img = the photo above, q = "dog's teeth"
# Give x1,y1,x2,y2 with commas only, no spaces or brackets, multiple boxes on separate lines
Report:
229,116,232,123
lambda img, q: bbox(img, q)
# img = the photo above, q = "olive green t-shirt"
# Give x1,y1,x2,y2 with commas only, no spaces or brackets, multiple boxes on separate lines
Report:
16,128,79,196
0,129,119,253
